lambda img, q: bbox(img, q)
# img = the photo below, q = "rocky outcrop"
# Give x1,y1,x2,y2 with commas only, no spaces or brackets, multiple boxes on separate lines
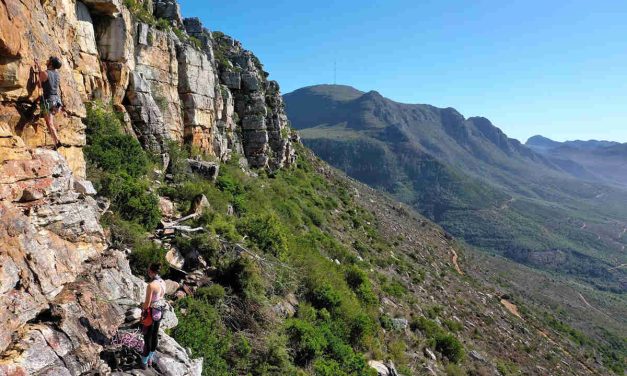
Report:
212,33,296,169
1,0,295,176
0,0,114,177
0,149,201,375
1,0,296,373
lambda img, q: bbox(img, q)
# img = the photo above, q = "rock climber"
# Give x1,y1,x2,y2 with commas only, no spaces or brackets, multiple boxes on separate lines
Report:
35,56,63,147
140,262,167,369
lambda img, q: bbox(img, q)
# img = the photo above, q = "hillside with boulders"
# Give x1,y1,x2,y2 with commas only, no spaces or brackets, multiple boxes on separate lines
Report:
0,1,624,375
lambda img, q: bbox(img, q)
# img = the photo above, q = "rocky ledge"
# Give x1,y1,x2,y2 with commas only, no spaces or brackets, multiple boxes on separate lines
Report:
0,149,200,375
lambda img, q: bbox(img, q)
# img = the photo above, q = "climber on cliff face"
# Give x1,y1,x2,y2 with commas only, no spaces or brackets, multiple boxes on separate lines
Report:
139,262,167,369
35,57,63,147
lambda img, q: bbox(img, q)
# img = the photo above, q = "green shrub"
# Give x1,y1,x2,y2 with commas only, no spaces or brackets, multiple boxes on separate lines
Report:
128,241,167,277
445,364,465,376
99,173,161,229
124,0,157,25
285,319,328,366
434,333,465,363
345,266,377,305
237,214,288,260
254,334,294,374
382,280,406,298
172,233,221,265
496,360,521,375
412,316,443,337
349,313,376,345
85,102,160,230
105,216,167,275
380,314,394,331
232,333,252,357
344,266,368,289
313,359,348,376
307,282,342,311
196,284,226,305
443,319,463,333
172,298,230,376
217,257,265,301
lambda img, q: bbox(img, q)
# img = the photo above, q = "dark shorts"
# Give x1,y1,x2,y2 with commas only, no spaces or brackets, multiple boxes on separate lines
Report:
43,95,62,115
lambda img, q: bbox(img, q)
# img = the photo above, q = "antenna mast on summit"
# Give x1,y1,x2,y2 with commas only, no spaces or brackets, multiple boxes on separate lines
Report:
334,60,337,85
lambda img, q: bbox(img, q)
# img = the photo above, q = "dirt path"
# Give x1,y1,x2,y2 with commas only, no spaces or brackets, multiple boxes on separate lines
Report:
578,293,594,309
608,263,627,271
500,299,522,319
577,292,612,320
619,227,626,239
450,249,463,275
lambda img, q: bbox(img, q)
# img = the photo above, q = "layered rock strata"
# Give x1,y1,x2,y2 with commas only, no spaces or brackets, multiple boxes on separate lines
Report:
0,0,298,373
1,0,295,174
0,149,201,375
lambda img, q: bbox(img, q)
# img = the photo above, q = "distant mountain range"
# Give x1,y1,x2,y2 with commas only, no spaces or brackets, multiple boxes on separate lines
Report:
526,135,627,187
284,84,627,293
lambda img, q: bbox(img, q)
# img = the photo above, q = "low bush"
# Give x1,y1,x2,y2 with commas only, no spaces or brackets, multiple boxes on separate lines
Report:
285,319,328,366
434,333,465,363
217,257,265,301
105,215,167,276
237,214,288,260
307,282,343,311
196,284,226,305
172,298,230,376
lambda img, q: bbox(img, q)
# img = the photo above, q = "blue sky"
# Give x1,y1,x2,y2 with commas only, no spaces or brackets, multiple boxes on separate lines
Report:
178,0,627,143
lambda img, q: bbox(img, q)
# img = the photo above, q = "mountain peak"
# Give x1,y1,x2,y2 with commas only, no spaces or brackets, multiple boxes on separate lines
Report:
288,84,365,102
526,135,561,151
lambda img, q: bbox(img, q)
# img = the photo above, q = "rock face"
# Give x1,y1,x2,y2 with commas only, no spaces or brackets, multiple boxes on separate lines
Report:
0,148,201,375
212,33,296,169
1,0,295,176
1,0,296,373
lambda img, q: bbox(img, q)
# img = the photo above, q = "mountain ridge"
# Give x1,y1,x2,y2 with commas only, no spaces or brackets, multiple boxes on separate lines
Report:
284,84,627,336
526,135,627,187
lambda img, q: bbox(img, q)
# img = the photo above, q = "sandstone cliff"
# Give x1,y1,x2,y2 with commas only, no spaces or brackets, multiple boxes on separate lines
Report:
0,0,295,174
0,0,296,374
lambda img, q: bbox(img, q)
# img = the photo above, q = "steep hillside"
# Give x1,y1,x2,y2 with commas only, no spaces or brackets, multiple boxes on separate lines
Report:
284,85,627,291
83,100,623,375
527,136,627,187
283,85,627,355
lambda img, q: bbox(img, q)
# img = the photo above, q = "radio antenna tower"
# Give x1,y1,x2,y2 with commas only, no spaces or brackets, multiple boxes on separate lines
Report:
334,60,337,85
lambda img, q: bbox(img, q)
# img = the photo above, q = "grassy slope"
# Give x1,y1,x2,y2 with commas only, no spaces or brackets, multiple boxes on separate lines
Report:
284,86,627,372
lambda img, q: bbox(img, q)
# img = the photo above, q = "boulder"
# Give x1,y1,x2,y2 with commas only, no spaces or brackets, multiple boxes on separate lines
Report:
367,360,399,376
159,304,179,330
188,194,211,216
166,248,185,270
73,179,97,195
159,196,176,219
155,332,202,376
187,159,220,181
154,0,183,26
163,280,180,296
